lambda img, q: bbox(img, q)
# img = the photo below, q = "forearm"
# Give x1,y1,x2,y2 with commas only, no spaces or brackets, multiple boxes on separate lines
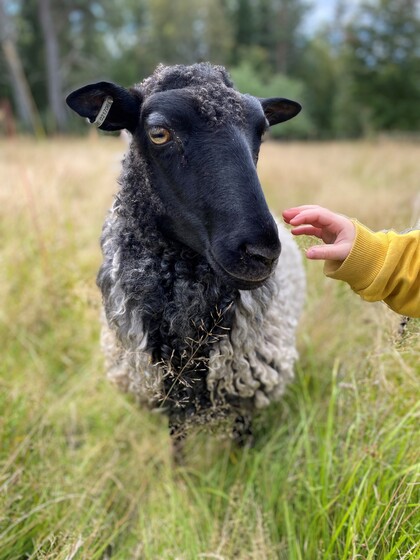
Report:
324,222,420,317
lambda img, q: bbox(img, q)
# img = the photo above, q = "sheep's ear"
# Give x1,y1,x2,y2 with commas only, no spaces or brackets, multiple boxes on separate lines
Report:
66,82,141,132
260,97,301,126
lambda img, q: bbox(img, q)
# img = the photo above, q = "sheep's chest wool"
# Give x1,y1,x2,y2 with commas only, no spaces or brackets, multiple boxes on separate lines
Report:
66,62,306,448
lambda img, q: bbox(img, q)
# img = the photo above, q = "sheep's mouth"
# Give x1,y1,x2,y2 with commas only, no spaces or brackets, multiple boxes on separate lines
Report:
230,276,269,290
207,251,276,290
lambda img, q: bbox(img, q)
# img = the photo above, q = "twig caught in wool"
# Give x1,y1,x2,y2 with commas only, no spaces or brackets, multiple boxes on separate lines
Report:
158,303,234,407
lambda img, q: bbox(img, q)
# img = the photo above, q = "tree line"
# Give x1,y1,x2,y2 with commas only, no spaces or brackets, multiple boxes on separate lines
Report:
0,0,419,138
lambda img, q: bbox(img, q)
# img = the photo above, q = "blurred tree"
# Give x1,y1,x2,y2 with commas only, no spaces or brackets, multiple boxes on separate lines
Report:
259,0,309,74
201,0,234,63
37,0,68,131
1,0,418,138
345,0,420,132
18,0,148,128
227,0,309,74
65,0,149,86
297,34,337,137
0,0,43,134
296,6,364,139
231,61,313,137
230,0,255,64
147,0,232,66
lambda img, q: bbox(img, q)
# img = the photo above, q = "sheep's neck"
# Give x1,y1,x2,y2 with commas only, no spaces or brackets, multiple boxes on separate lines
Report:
111,221,237,419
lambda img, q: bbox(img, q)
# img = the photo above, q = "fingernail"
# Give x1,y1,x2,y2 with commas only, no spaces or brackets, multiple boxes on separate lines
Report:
306,248,315,258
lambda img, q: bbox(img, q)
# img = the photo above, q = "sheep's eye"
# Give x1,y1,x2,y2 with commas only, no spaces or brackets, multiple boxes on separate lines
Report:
148,126,171,145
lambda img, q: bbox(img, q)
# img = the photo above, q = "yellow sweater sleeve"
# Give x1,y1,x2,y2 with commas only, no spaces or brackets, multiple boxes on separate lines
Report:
324,222,420,318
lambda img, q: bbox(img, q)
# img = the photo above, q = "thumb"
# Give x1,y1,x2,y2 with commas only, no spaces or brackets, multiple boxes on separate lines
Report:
306,243,351,261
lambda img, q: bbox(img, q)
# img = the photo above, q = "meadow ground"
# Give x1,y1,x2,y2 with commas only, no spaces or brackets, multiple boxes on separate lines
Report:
0,136,419,559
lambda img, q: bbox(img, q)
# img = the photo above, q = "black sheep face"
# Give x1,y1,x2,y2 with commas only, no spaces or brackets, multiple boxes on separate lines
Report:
66,65,301,290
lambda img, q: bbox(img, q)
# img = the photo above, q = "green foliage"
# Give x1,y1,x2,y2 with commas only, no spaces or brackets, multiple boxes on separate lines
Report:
230,62,314,138
228,0,309,74
345,0,420,132
0,0,420,138
147,0,233,66
297,35,340,138
296,0,420,137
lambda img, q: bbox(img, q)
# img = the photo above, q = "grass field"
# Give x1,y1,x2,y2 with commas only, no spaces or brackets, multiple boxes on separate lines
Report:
0,136,419,559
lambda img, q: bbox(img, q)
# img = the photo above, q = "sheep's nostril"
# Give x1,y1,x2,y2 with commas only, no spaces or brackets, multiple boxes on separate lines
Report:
244,242,281,268
246,251,273,268
259,255,274,268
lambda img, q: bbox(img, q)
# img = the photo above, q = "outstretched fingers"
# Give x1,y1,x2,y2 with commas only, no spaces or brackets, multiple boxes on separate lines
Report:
283,205,356,262
282,205,321,224
284,206,342,230
289,225,324,239
284,206,344,245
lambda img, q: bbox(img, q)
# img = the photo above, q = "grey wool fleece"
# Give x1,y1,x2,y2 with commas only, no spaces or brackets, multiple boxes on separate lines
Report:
95,63,306,433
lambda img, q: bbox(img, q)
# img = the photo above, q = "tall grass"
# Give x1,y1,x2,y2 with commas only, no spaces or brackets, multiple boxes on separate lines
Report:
0,136,419,559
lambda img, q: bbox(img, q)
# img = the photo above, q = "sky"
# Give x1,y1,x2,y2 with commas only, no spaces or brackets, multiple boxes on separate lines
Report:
310,0,338,23
304,0,362,34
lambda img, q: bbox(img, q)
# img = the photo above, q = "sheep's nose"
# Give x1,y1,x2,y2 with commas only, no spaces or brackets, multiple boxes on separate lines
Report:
244,239,281,269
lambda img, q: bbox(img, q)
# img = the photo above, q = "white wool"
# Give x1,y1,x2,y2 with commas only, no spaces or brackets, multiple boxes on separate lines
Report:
207,221,305,408
102,220,305,413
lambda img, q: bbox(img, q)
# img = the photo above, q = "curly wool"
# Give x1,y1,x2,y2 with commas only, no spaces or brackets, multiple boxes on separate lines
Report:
98,63,306,431
100,191,305,424
138,62,245,126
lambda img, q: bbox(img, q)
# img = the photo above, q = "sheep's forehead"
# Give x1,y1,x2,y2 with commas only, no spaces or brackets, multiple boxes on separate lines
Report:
138,63,247,126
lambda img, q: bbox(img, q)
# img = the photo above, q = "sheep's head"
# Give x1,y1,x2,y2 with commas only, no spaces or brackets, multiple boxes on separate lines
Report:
66,63,301,290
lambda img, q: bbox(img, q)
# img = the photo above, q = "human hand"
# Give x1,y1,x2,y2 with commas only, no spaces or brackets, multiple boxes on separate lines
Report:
282,205,356,261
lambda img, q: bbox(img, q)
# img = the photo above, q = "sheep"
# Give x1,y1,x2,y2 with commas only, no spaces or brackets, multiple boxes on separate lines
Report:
66,62,306,457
